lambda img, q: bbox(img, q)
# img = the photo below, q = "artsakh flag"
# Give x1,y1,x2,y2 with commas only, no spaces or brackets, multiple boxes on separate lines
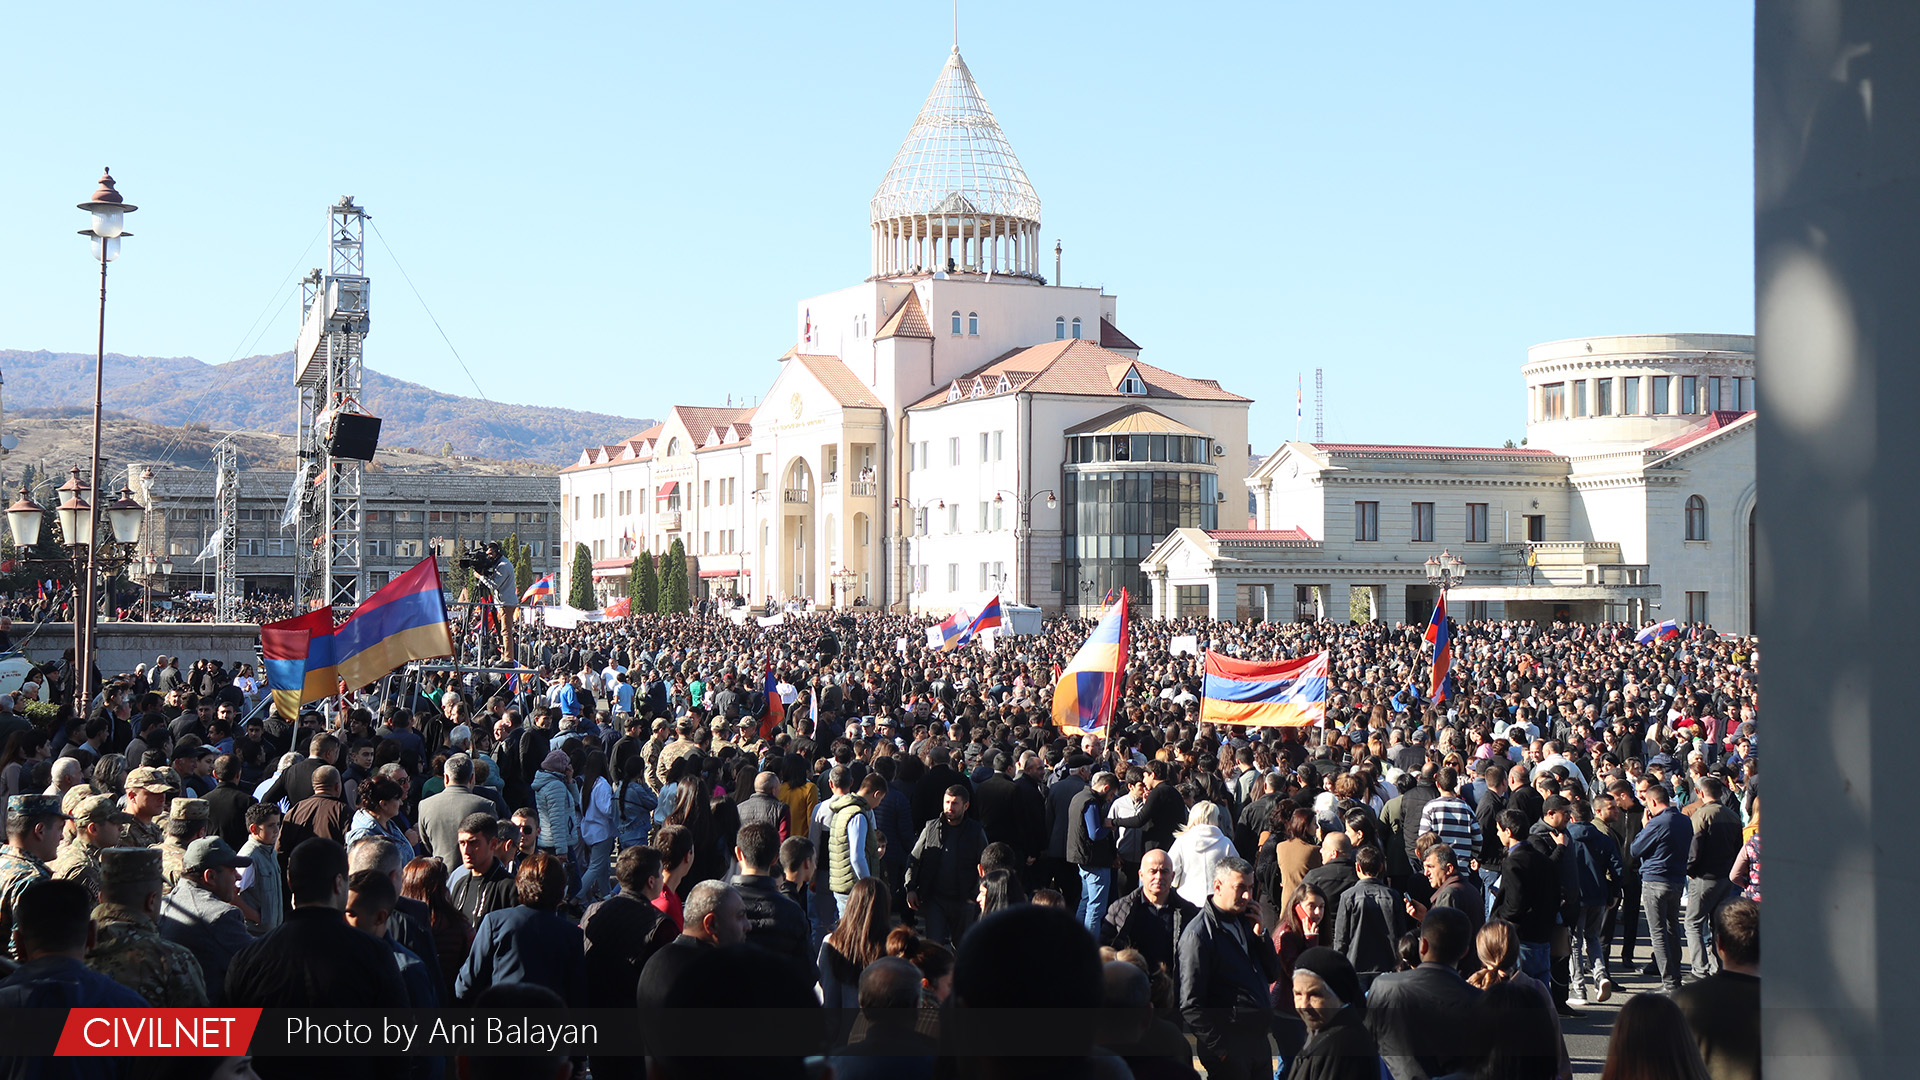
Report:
1053,590,1128,736
1425,591,1453,701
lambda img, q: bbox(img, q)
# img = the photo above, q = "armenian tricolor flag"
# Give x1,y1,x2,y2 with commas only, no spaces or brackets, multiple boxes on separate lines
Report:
334,557,455,688
966,595,1004,639
1425,592,1453,701
933,608,973,652
758,667,785,741
521,573,556,603
261,607,340,720
1199,650,1329,727
1053,591,1128,736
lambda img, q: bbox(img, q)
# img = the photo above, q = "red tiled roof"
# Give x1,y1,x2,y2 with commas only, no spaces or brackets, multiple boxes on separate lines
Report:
559,422,664,472
1207,528,1315,544
910,339,1250,409
1647,410,1753,454
670,406,755,444
1099,317,1140,351
1312,443,1559,458
876,291,932,340
793,354,883,408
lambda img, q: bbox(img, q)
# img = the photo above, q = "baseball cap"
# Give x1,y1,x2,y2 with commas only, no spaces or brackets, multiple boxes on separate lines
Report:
126,767,174,793
182,837,253,874
6,793,70,821
74,794,135,827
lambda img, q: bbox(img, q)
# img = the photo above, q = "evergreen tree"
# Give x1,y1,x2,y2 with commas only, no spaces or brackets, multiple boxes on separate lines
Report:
626,555,646,608
636,551,659,614
514,545,534,596
568,542,596,609
662,538,690,615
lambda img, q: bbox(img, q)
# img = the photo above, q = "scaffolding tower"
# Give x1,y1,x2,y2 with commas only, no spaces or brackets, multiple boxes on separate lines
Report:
293,198,372,609
213,440,238,622
1315,367,1325,442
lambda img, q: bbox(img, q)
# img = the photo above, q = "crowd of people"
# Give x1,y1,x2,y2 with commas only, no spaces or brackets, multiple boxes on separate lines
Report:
0,607,1759,1080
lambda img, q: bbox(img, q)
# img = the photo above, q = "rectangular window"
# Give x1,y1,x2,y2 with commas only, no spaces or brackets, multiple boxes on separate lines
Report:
1728,378,1742,411
980,432,990,462
1707,377,1722,412
528,541,543,558
1573,380,1588,417
947,504,959,534
993,561,1005,589
947,564,958,592
1652,376,1671,414
992,504,1004,531
1681,375,1698,414
1525,514,1546,542
236,538,263,556
1540,383,1566,420
1687,591,1709,625
1623,376,1641,415
1411,502,1434,542
703,481,711,507
978,502,989,532
978,563,989,591
365,539,389,557
267,538,290,556
1354,501,1379,542
572,498,580,520
1466,503,1489,543
948,438,960,466
397,540,423,558
1596,378,1613,416
1050,562,1063,592
993,431,1004,460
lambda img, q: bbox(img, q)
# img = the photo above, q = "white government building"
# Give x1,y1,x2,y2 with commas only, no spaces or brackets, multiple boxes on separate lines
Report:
559,47,1250,617
560,48,1755,633
1144,333,1756,634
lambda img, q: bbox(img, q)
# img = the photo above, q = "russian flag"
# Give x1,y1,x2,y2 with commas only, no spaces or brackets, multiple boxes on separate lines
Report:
1053,591,1128,735
333,557,456,688
1425,592,1452,702
758,667,785,741
1636,619,1681,645
261,607,339,720
1200,650,1329,727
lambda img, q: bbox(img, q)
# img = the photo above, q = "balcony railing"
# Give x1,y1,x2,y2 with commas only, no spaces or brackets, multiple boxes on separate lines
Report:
659,511,681,531
784,489,810,504
848,481,876,497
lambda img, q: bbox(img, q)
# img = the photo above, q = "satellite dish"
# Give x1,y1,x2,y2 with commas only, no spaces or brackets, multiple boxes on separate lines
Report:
0,435,16,451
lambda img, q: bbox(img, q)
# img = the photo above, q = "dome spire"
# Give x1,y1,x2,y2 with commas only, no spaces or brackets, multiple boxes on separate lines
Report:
870,48,1043,281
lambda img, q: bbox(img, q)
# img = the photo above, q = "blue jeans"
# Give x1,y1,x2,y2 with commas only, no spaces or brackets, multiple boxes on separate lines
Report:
1076,866,1113,934
1518,940,1551,987
579,838,615,904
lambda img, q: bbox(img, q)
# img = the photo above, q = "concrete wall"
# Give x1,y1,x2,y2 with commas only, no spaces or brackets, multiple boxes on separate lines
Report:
18,623,260,680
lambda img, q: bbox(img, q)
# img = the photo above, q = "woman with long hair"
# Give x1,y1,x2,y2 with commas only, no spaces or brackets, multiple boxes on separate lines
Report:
976,867,1026,916
1470,920,1572,1080
0,729,50,831
663,758,722,896
819,877,891,1042
576,750,615,903
613,755,656,857
1598,994,1712,1080
402,856,470,1003
1168,800,1239,908
1261,807,1324,928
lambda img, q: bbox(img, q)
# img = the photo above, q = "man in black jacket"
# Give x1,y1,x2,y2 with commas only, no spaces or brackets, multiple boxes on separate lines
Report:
1366,907,1481,1080
729,822,811,972
1103,848,1200,997
911,747,972,831
580,845,674,1007
1176,857,1274,1080
1300,832,1360,913
449,813,518,925
225,839,409,1080
1474,761,1509,865
1110,761,1186,853
1491,810,1561,992
1067,772,1119,934
906,785,988,946
1040,753,1090,909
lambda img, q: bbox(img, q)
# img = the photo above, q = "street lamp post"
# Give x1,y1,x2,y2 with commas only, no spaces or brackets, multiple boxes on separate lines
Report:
993,488,1056,607
75,169,137,713
831,565,857,609
1424,548,1466,618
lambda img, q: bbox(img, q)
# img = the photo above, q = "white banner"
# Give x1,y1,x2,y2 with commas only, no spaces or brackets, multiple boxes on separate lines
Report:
543,605,612,630
896,636,909,656
757,612,786,628
926,627,944,649
1170,634,1199,657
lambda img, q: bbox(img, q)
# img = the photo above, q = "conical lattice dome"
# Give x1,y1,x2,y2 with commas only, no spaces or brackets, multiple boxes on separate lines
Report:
871,49,1041,225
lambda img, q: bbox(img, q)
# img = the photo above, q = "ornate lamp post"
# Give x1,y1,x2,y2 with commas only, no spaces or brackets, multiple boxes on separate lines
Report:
1424,548,1466,617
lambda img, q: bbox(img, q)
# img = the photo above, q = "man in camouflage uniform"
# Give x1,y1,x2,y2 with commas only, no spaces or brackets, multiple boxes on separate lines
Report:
53,794,133,907
86,846,208,1006
1,794,69,958
160,798,211,887
122,766,174,848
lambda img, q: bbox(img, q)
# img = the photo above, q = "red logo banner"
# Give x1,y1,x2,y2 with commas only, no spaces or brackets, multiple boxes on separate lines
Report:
55,1010,262,1056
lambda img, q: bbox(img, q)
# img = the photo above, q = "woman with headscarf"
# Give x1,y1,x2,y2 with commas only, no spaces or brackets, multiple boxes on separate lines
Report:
1283,946,1380,1080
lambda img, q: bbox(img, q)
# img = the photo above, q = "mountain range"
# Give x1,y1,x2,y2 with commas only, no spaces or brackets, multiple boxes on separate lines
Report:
0,349,652,466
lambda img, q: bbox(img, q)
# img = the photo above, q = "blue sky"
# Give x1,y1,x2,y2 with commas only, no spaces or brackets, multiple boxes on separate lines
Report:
0,1,1752,454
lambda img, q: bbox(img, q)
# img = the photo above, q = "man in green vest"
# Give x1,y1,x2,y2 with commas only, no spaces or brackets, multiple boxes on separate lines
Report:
825,766,880,919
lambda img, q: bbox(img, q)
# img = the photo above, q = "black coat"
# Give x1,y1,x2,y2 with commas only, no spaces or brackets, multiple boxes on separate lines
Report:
912,764,973,832
906,815,988,901
1301,855,1360,914
732,872,812,973
580,893,676,1007
1281,1006,1379,1080
974,774,1026,850
1492,841,1562,943
1110,782,1185,852
225,908,410,1080
1103,886,1201,984
1176,899,1276,1057
1365,963,1481,1080
635,935,713,1009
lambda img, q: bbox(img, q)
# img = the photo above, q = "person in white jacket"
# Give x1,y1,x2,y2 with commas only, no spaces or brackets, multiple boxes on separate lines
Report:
1168,800,1239,908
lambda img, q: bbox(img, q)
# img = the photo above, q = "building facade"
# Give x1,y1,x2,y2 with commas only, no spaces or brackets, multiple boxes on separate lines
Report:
560,47,1251,615
1144,333,1757,634
142,463,562,597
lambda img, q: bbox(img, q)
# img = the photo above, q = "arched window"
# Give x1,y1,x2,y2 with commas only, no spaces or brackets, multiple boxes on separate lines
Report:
665,437,680,457
968,312,979,336
1055,316,1066,340
1685,495,1708,541
1071,317,1083,339
951,311,962,335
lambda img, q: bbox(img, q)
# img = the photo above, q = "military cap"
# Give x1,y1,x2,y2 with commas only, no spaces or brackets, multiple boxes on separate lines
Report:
168,798,211,822
181,837,252,874
99,846,164,887
61,785,98,818
7,793,71,820
74,794,136,827
126,767,174,793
